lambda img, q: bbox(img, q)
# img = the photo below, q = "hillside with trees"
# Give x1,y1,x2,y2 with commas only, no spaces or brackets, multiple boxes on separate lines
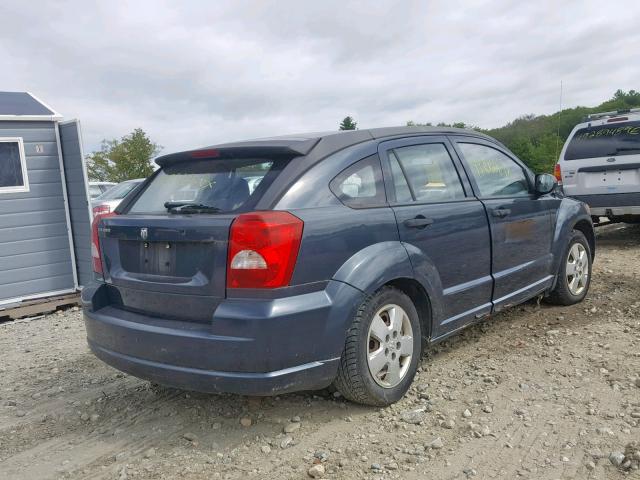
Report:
408,89,640,173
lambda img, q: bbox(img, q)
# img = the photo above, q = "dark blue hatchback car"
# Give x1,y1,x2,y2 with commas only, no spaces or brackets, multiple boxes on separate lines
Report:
83,127,594,406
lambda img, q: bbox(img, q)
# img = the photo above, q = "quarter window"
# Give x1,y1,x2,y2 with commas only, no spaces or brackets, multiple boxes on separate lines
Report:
458,143,530,197
329,155,386,208
0,138,29,194
389,143,465,203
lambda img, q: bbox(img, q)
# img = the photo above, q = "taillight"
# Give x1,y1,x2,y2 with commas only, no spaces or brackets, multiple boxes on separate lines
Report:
554,163,562,184
92,204,111,216
91,212,116,276
227,211,303,289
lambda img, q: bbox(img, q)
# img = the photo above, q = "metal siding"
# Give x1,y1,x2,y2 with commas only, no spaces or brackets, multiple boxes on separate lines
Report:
0,120,75,302
0,236,70,255
59,121,92,287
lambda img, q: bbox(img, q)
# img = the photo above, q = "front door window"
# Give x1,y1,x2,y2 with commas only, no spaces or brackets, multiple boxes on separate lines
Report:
458,143,530,197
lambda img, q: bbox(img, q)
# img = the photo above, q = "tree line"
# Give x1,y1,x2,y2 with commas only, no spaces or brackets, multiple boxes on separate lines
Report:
404,89,640,173
87,90,639,183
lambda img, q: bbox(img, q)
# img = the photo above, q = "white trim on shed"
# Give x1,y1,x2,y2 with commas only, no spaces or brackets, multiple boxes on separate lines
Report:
26,92,63,118
0,136,30,194
0,288,77,308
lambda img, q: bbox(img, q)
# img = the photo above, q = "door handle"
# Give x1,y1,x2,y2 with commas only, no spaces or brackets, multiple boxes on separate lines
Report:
491,208,511,218
403,216,434,229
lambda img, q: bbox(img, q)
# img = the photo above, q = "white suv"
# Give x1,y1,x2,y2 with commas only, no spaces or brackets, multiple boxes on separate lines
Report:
556,108,640,223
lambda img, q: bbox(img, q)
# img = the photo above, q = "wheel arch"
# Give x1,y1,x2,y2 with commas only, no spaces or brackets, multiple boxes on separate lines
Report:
385,277,433,341
549,199,595,292
332,241,439,342
572,218,595,260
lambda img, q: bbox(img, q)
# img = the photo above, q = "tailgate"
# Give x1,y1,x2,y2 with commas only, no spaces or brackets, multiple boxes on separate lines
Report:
563,157,640,196
98,214,233,319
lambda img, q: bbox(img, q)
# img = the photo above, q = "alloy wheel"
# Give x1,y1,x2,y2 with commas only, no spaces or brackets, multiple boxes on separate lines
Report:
566,243,589,296
366,304,414,388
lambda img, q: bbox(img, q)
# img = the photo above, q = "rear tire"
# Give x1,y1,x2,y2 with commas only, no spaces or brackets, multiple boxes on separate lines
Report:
546,230,592,306
333,286,421,406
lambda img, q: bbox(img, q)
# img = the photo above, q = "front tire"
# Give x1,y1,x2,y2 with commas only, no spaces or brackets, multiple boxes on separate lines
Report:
333,286,422,406
546,230,592,306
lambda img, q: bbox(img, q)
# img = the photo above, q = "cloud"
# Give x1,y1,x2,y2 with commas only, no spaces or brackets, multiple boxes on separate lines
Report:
0,0,638,154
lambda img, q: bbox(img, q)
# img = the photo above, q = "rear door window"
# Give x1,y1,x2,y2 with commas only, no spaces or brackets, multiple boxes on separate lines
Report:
329,154,386,208
128,159,287,214
564,121,640,160
389,143,466,203
388,151,413,203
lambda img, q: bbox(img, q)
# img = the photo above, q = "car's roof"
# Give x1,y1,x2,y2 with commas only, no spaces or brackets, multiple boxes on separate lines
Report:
572,112,640,130
155,126,499,167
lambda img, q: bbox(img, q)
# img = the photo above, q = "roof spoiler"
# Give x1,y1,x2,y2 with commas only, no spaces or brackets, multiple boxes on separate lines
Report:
585,107,640,122
155,137,321,167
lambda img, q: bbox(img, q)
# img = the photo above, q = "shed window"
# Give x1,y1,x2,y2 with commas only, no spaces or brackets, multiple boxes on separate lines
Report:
0,138,29,194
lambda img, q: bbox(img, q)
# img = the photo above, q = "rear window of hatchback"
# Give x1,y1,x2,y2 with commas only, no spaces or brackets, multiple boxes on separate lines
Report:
128,158,289,214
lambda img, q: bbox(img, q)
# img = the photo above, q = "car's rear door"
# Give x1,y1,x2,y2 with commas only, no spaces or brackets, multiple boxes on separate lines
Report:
379,136,493,339
450,137,554,311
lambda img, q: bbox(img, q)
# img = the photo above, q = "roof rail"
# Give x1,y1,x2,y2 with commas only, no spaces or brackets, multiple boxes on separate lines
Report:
586,107,640,121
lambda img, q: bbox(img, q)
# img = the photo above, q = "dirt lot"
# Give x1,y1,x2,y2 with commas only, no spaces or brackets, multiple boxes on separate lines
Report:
1,223,639,480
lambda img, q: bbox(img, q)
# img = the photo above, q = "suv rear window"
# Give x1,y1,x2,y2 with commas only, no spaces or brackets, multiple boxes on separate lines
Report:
128,158,286,214
564,120,640,160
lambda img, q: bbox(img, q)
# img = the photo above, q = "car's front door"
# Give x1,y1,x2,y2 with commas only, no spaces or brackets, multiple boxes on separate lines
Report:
379,136,493,339
450,138,554,311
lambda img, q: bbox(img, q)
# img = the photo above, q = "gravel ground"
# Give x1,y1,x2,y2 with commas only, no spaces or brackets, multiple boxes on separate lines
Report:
1,223,639,480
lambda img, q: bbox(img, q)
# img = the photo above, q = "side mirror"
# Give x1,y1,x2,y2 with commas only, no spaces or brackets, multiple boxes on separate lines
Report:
535,173,557,195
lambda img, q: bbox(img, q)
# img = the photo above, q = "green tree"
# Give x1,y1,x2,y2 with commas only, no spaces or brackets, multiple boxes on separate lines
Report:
87,128,161,182
339,116,358,130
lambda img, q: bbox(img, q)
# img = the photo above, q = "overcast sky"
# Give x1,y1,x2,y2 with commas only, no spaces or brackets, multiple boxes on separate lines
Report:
1,1,639,155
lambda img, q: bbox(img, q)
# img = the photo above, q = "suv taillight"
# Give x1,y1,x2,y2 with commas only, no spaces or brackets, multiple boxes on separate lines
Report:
91,212,116,276
554,163,562,184
227,211,303,289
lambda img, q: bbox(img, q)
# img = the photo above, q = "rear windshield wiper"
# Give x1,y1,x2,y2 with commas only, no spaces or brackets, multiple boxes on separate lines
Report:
164,202,221,213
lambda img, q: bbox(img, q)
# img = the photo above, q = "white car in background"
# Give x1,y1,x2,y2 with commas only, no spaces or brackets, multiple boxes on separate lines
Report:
88,181,116,199
92,179,144,216
556,108,640,223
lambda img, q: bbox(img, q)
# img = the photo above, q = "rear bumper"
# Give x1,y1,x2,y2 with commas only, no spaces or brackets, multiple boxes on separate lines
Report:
82,280,362,395
572,193,640,216
88,340,341,395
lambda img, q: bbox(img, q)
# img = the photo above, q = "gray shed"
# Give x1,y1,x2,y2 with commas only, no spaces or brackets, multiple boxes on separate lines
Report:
0,92,92,308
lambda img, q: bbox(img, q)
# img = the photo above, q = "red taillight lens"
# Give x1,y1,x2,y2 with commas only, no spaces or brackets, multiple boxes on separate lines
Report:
227,211,303,289
554,163,562,184
91,212,116,275
92,204,111,216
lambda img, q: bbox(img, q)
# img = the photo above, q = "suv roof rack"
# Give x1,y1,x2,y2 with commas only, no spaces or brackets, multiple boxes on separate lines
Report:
586,107,640,121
